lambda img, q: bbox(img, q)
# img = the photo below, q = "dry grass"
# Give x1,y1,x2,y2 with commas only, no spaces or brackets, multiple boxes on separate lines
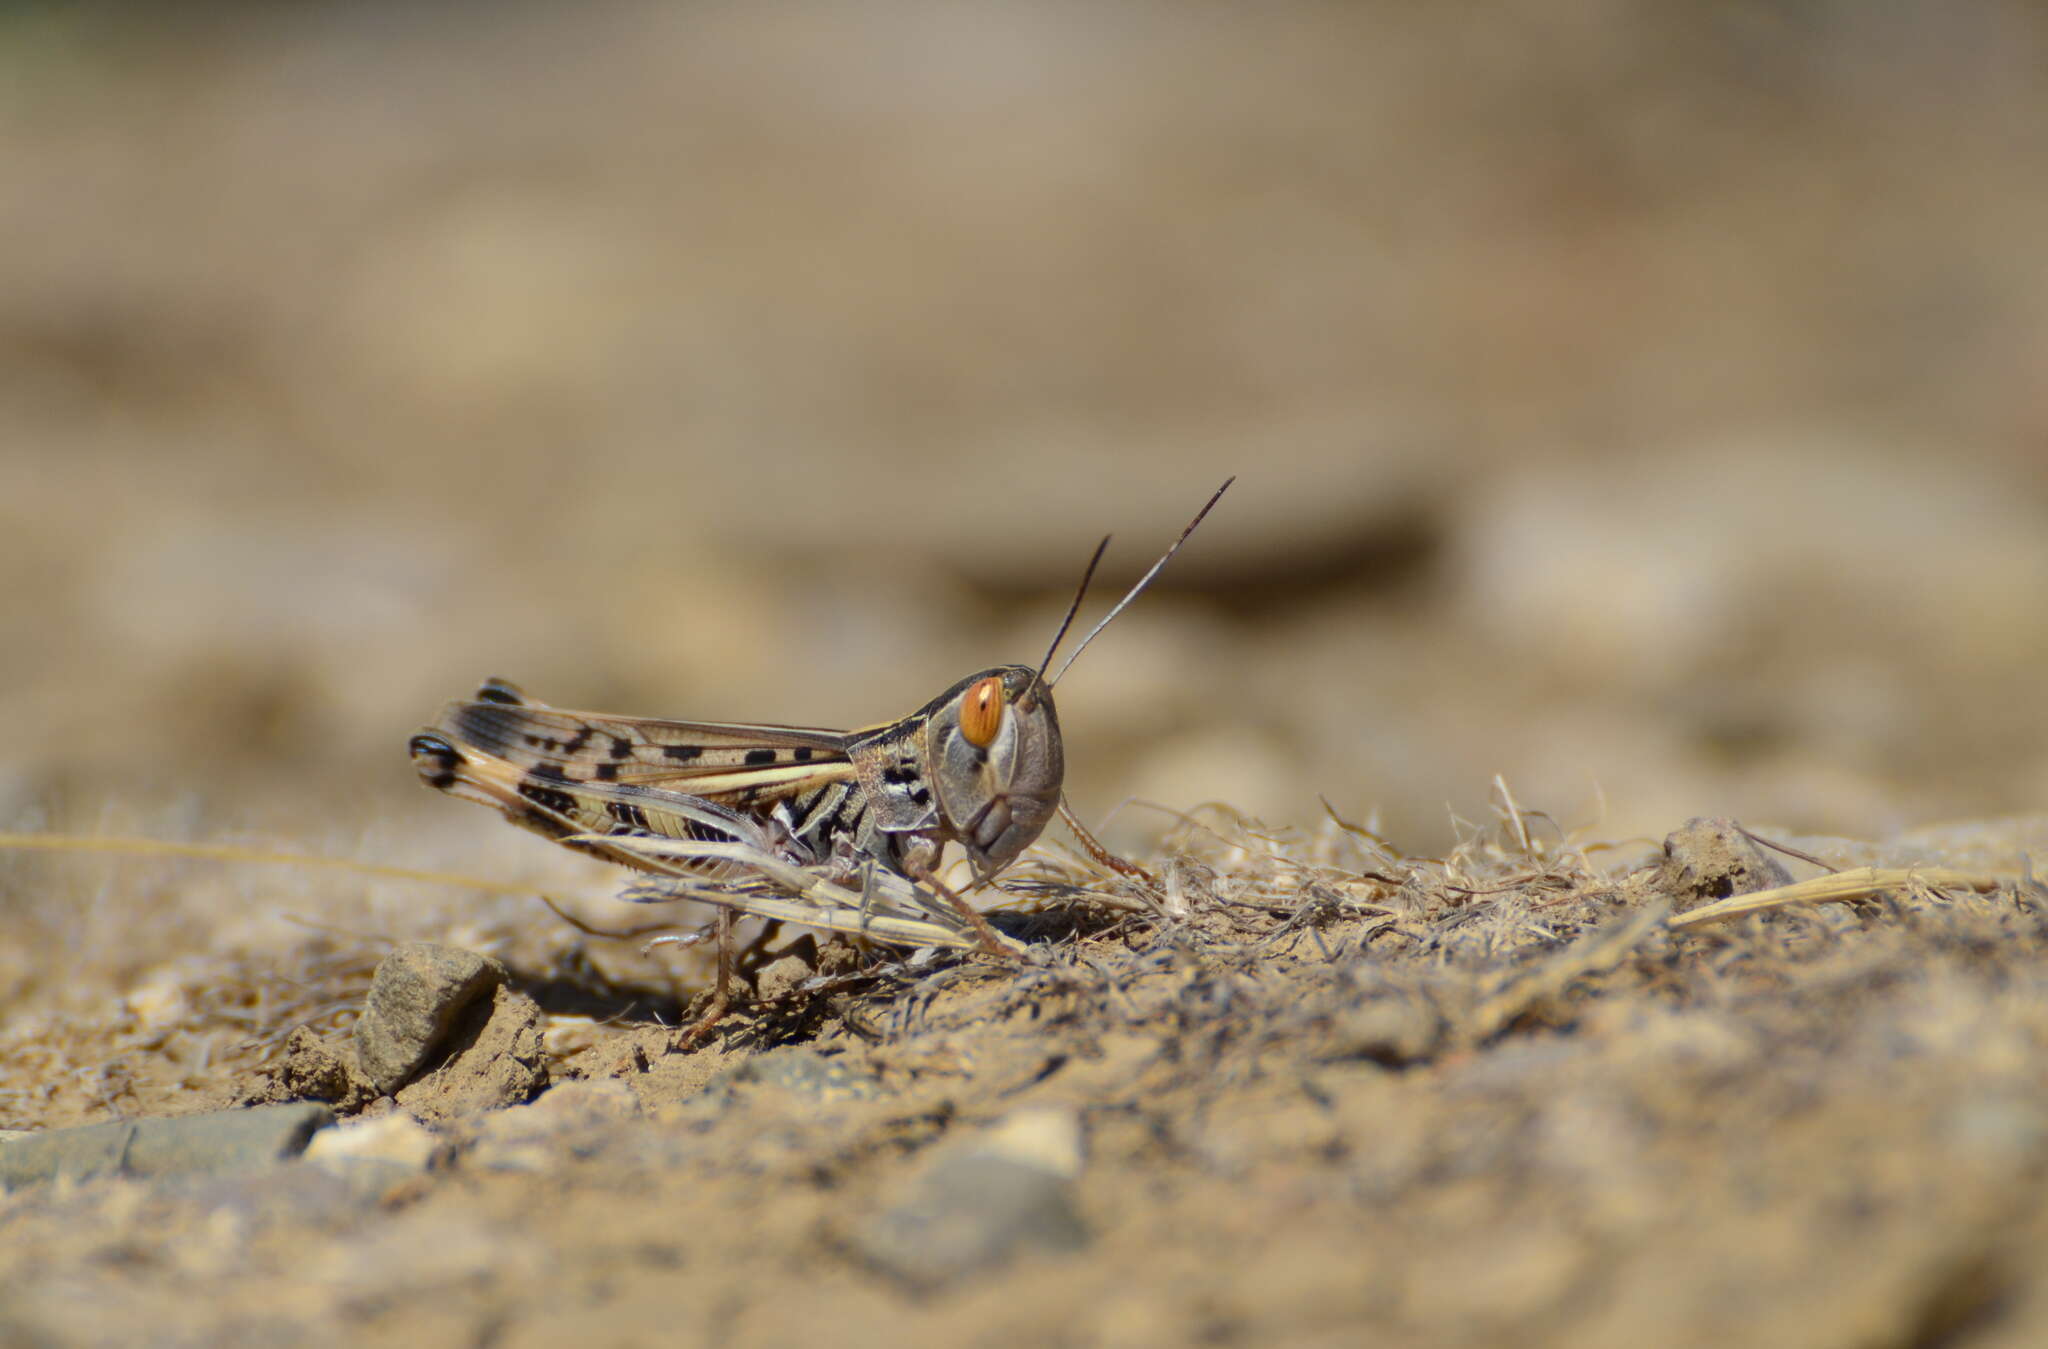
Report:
9,792,2036,1125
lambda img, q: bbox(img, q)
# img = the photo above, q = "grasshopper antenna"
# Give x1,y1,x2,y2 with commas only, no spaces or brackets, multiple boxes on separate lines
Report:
1035,535,1113,684
1049,477,1234,687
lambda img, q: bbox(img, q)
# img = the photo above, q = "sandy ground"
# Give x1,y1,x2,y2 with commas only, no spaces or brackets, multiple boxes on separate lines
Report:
8,814,2048,1347
5,3,2048,1345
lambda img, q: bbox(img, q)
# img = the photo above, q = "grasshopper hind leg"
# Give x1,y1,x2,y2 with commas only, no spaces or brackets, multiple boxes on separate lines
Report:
672,907,737,1051
668,910,793,1051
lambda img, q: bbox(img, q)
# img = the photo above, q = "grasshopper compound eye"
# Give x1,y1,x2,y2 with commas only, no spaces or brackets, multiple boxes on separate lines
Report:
959,675,1005,747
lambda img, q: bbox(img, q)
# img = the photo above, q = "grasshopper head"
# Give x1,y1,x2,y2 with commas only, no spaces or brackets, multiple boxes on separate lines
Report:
923,664,1064,875
915,480,1232,879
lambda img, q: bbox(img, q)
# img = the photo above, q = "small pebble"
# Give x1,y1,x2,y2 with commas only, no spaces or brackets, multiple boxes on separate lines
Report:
354,943,510,1095
851,1107,1089,1290
304,1112,441,1175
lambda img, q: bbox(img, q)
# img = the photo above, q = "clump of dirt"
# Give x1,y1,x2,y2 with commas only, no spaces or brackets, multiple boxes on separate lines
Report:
1657,816,1796,905
391,984,548,1126
242,1026,377,1113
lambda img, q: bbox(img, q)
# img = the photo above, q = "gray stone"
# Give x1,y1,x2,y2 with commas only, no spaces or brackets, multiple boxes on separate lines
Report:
353,942,509,1094
852,1109,1088,1290
0,1103,333,1192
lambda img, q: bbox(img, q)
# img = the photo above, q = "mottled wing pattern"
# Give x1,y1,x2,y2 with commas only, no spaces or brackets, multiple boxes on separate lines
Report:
436,679,856,799
408,679,858,885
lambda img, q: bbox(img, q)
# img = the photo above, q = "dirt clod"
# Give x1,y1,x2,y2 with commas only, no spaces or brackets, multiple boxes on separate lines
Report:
754,953,814,1002
390,984,548,1127
1657,817,1797,907
244,1026,379,1112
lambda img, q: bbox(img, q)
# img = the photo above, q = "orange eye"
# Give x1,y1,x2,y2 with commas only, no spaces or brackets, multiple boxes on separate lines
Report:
959,675,1005,747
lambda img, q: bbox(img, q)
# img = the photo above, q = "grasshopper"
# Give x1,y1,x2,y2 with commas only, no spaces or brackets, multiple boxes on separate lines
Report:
408,480,1231,1037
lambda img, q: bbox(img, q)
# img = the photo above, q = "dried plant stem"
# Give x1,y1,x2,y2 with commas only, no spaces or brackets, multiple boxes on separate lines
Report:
0,832,538,898
1668,866,2006,932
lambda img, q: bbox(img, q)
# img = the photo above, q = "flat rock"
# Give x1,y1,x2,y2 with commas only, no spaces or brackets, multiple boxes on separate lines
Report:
0,1103,333,1192
354,943,509,1095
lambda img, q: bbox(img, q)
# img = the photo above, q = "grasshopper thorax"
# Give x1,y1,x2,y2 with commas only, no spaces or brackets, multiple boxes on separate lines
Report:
917,664,1063,875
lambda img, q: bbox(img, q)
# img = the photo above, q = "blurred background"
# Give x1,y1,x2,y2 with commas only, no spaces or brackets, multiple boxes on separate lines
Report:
3,0,2046,883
